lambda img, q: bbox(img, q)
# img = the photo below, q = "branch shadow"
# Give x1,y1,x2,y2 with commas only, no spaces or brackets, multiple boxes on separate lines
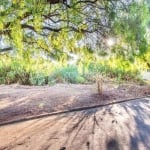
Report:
0,97,150,150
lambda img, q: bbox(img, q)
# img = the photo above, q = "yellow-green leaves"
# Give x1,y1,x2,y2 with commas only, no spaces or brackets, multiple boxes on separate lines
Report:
11,20,23,57
0,21,3,30
33,15,42,32
37,39,49,50
12,0,18,4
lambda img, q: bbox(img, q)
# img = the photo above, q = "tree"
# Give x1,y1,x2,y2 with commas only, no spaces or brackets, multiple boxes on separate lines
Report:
110,1,150,69
0,0,149,65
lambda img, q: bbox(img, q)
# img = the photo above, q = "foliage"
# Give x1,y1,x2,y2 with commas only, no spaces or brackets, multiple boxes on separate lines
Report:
0,63,30,85
0,0,150,86
84,61,140,83
48,65,85,84
30,73,48,85
111,1,150,62
0,53,142,86
1,0,149,61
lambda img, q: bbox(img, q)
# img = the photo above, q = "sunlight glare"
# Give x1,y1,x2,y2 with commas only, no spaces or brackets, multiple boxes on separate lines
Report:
106,37,116,47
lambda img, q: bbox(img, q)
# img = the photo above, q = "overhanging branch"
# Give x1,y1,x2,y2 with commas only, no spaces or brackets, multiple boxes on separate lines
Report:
47,0,67,4
0,47,12,52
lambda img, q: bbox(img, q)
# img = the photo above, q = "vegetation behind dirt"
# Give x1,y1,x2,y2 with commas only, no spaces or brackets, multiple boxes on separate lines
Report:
0,1,150,86
0,55,147,86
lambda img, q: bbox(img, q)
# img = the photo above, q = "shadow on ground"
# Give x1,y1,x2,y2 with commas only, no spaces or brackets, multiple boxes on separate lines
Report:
0,97,150,150
0,83,149,124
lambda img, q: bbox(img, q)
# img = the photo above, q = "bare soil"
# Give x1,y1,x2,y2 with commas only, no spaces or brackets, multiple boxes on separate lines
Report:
0,81,150,124
0,97,150,150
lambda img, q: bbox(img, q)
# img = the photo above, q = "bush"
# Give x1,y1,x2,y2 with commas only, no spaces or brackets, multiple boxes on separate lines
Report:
30,73,47,86
48,65,86,84
0,56,141,86
76,76,86,84
84,63,140,83
0,62,30,85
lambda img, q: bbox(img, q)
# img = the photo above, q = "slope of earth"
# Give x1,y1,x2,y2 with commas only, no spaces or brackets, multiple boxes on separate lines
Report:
0,82,150,124
0,97,150,150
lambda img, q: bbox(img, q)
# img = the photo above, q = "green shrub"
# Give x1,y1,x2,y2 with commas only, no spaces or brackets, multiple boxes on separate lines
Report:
16,71,31,85
76,76,86,84
30,73,47,85
6,71,17,84
84,62,140,83
48,65,86,84
0,55,142,86
0,77,5,84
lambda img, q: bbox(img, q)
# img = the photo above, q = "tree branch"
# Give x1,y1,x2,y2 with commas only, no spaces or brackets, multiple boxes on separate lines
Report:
21,24,62,32
0,47,12,52
47,0,67,4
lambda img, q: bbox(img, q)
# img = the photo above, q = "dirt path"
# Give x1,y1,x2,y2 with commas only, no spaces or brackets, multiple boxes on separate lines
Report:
0,97,150,150
0,83,150,124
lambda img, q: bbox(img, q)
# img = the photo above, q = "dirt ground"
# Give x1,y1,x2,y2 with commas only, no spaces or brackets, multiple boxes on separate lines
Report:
0,81,150,124
0,97,150,150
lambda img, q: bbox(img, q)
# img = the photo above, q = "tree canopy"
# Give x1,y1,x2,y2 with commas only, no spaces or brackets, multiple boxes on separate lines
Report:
0,0,150,66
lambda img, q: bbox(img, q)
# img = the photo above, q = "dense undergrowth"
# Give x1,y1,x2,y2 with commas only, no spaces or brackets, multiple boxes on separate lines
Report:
0,54,143,86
